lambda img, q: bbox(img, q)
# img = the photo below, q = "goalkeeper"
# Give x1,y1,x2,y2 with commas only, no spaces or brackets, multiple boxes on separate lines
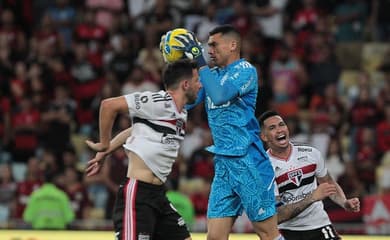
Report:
170,25,284,240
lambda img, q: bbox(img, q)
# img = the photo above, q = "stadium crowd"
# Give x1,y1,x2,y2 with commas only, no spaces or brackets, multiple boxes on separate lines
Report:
0,0,389,232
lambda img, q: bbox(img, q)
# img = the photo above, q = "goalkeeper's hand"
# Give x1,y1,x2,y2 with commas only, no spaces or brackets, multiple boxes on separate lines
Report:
173,32,207,67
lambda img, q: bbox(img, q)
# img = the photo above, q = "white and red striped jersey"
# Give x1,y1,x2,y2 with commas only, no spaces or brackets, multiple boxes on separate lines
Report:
268,142,332,230
123,90,187,182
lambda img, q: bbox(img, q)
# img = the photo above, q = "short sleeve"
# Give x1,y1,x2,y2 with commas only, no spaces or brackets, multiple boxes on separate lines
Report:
315,148,328,178
124,91,158,119
230,64,258,97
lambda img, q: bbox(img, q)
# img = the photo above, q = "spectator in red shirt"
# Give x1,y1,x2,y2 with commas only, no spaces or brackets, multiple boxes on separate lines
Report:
0,94,11,150
376,102,390,153
0,9,26,55
10,96,40,162
74,9,108,68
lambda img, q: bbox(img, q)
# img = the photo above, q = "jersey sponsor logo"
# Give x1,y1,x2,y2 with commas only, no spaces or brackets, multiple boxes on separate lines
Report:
134,93,141,109
288,169,303,186
240,78,252,92
280,190,313,204
298,147,312,152
206,96,230,109
297,156,308,161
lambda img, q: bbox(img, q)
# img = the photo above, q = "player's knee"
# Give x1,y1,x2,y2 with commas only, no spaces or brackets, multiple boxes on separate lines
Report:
207,230,229,240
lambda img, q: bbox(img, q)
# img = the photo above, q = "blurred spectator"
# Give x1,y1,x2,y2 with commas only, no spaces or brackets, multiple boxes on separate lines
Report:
292,0,319,32
269,42,308,117
355,127,380,193
227,0,254,37
0,8,26,57
187,149,214,181
9,61,27,105
74,9,108,68
377,64,390,111
215,0,234,25
63,166,91,219
307,43,341,97
142,0,177,44
10,96,40,162
189,178,210,217
23,169,75,229
85,0,124,30
348,84,381,159
26,62,50,109
31,12,65,55
126,0,156,30
108,34,138,84
0,163,17,221
62,146,79,169
325,137,348,181
0,35,14,88
376,102,390,153
376,152,390,194
84,147,128,219
40,84,76,157
135,29,165,85
338,161,365,199
70,41,105,134
46,0,76,50
370,0,390,41
121,65,159,95
251,0,288,41
15,157,43,219
180,119,207,160
309,83,346,135
333,0,367,42
347,71,381,108
0,91,11,153
194,2,219,44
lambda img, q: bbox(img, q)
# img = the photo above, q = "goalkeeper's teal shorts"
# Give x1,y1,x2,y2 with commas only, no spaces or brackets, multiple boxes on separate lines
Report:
207,143,276,222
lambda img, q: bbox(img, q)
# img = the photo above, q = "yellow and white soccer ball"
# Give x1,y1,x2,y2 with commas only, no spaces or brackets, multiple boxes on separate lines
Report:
160,28,189,63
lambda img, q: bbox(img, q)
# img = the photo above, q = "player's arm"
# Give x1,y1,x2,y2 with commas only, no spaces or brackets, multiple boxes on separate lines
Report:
173,32,239,105
85,127,132,177
95,96,129,152
317,172,360,212
276,182,337,224
198,67,239,105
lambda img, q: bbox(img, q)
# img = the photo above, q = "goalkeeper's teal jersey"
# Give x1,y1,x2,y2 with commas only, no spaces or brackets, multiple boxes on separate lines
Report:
199,59,261,156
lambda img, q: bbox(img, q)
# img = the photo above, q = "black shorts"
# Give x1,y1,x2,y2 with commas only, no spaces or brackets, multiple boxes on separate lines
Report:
280,224,341,240
112,178,190,240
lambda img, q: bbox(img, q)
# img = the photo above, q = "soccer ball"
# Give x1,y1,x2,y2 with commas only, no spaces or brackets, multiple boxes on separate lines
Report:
160,28,189,63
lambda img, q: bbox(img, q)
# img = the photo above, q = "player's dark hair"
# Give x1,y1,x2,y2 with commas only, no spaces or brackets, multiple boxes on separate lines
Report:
209,24,240,40
258,110,280,128
162,59,197,90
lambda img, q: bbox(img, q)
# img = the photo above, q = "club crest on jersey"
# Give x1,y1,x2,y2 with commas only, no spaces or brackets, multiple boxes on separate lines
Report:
288,169,303,186
176,119,185,134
